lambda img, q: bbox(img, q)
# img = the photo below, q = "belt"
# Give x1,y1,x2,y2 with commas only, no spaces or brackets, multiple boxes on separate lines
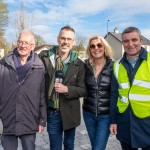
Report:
48,107,60,112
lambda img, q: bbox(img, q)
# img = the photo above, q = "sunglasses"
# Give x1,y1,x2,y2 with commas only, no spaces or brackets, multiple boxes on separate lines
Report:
90,43,103,49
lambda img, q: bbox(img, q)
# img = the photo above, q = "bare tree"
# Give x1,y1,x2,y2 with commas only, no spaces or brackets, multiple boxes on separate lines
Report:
74,35,87,52
35,35,47,47
76,35,87,47
13,1,48,48
74,35,87,59
14,0,34,39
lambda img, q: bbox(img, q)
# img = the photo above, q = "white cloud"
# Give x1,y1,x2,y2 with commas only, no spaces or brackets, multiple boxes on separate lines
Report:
108,0,150,19
32,24,57,44
4,0,150,44
67,0,110,15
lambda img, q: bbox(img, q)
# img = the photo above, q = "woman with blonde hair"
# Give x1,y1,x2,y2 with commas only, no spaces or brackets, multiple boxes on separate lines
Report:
83,35,114,150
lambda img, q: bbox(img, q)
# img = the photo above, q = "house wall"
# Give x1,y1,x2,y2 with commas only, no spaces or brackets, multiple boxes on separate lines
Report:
142,45,150,52
107,34,122,60
147,46,150,52
105,32,150,60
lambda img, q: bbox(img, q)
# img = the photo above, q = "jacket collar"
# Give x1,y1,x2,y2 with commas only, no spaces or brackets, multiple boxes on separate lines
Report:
85,57,112,68
48,46,78,68
4,50,15,69
4,48,43,69
123,47,147,62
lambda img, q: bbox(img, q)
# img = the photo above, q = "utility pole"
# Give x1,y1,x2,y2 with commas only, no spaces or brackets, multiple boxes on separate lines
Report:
107,20,110,42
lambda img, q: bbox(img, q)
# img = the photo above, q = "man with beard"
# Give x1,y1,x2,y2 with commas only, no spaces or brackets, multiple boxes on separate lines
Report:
39,25,86,150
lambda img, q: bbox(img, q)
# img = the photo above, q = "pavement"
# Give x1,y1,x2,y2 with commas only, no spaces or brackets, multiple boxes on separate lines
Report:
0,117,121,150
0,100,121,150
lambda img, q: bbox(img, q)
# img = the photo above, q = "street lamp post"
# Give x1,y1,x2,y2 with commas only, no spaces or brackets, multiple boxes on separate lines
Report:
107,19,110,42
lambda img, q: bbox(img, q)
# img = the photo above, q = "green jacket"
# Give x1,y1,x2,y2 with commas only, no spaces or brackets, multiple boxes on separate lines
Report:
39,46,86,130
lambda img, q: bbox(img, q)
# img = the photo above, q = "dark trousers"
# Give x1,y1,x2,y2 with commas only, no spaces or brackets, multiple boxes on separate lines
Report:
1,134,36,150
47,109,76,150
121,142,150,150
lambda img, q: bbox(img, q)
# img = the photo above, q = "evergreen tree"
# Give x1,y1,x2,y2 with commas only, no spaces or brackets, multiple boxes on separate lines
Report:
0,0,9,48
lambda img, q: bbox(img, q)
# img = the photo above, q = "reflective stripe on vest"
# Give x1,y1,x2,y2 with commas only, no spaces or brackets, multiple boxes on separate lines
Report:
114,58,121,80
133,79,150,89
119,95,128,103
119,83,129,89
129,94,150,101
114,59,129,113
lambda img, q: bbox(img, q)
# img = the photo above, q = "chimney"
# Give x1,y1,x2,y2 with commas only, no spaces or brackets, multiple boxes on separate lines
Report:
114,27,119,33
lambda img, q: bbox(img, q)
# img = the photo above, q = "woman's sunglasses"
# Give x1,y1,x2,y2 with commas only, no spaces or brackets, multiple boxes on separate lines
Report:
90,43,103,49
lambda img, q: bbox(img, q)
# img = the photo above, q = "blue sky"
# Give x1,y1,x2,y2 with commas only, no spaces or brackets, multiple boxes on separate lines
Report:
5,0,150,44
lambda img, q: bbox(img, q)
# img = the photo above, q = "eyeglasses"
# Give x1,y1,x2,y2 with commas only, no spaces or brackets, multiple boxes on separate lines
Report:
17,40,33,47
60,37,73,42
90,43,103,49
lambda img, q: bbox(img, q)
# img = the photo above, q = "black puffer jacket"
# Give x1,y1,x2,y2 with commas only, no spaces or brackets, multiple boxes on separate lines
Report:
83,57,113,115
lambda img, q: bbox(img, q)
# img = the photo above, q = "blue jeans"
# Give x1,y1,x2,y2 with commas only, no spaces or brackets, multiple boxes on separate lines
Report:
47,110,76,150
83,110,110,150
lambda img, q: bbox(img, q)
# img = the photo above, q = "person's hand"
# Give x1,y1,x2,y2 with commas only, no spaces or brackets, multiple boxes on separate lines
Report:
54,83,68,93
110,124,117,135
38,125,44,134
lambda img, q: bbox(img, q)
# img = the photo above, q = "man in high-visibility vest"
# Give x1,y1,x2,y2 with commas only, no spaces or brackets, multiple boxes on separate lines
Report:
110,27,150,150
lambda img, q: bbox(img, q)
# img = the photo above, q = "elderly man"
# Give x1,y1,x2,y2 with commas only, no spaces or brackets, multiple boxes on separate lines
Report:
110,27,150,150
0,31,47,150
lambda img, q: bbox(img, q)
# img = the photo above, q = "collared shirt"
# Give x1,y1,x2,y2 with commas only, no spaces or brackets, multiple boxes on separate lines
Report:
126,55,139,68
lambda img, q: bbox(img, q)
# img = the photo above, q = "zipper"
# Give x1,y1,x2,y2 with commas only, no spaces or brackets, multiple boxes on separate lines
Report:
95,61,108,117
17,68,33,85
86,62,99,117
95,78,98,117
86,59,110,117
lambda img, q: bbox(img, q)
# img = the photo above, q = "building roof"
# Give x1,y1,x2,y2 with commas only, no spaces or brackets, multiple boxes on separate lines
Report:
108,32,150,45
34,45,80,52
34,44,53,52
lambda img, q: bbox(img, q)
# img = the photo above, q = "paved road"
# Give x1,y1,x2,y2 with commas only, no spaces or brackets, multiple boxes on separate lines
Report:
33,117,121,150
0,117,121,150
0,99,121,150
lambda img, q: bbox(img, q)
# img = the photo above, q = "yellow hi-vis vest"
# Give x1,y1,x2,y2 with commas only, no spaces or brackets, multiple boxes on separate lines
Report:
114,52,150,118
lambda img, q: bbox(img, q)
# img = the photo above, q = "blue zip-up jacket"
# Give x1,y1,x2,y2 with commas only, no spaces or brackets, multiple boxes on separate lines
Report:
110,47,150,148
